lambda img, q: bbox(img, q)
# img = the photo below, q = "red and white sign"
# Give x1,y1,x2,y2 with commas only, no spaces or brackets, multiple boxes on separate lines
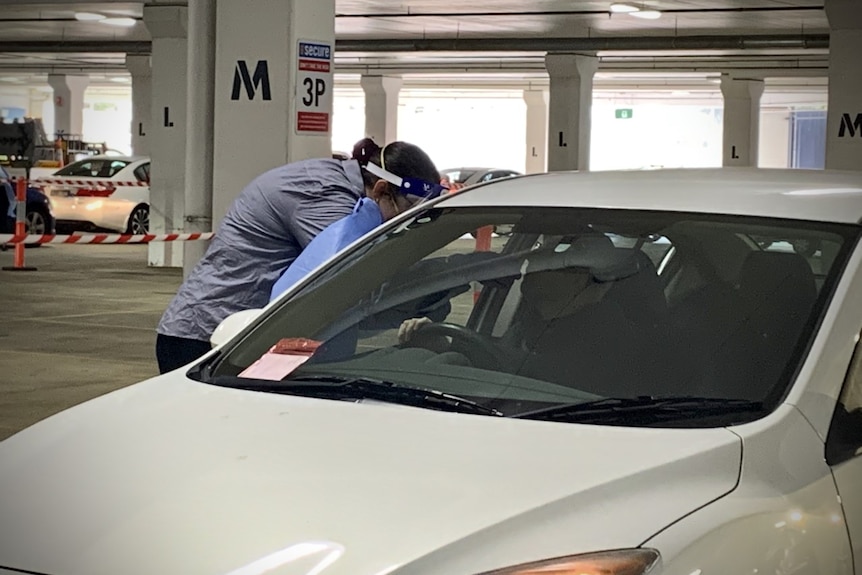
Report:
297,112,329,132
296,40,333,134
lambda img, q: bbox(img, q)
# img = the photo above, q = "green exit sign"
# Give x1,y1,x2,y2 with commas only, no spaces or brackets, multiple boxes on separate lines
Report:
615,108,634,119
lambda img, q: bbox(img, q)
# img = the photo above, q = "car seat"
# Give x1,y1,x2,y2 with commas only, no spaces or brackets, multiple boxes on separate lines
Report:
510,243,671,397
667,250,818,401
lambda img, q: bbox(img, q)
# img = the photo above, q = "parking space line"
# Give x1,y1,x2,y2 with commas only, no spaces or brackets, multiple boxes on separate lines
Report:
0,349,156,366
29,318,160,332
18,308,167,320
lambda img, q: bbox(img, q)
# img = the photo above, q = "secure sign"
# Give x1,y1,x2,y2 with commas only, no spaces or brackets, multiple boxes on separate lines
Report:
296,40,333,134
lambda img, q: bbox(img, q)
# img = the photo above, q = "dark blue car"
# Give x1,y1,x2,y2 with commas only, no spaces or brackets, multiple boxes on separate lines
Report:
0,165,56,238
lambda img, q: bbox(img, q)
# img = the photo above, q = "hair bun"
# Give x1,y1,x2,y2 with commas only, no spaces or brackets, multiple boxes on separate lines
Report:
352,137,381,167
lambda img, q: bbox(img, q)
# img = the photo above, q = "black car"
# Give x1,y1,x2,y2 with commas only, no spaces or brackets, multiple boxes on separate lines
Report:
0,165,56,239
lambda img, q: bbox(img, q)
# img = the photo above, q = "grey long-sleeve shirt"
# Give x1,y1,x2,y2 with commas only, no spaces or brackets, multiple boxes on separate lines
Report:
158,158,365,341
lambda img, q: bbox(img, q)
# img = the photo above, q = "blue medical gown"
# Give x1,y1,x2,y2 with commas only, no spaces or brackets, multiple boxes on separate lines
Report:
269,197,383,302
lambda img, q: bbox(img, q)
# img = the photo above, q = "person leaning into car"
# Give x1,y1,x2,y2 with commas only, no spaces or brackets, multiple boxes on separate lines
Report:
155,138,443,374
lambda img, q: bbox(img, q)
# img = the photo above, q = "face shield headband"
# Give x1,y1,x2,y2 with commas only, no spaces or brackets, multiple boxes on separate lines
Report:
363,154,447,203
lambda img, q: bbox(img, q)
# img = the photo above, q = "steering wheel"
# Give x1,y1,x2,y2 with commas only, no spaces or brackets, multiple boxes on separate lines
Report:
406,322,505,370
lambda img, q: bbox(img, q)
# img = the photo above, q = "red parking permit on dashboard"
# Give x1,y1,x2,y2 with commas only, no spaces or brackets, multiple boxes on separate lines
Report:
239,338,322,381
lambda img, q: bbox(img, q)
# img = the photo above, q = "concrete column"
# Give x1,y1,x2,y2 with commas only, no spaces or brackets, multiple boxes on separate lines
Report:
212,0,335,226
360,75,401,144
545,53,598,172
758,108,792,169
182,0,216,279
125,54,152,157
143,4,188,268
46,75,89,138
825,0,862,170
720,75,764,167
524,89,549,174
27,89,49,120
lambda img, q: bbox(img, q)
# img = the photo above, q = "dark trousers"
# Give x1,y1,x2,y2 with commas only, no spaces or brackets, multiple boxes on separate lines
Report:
156,333,213,374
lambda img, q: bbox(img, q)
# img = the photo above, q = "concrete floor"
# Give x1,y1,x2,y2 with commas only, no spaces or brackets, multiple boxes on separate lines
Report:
0,243,182,440
0,236,502,440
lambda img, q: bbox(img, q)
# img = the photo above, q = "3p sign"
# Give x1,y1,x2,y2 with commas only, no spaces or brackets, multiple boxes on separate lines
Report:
296,40,333,134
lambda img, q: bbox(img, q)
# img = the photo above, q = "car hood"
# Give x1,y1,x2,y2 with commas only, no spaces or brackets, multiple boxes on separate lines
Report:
0,377,741,575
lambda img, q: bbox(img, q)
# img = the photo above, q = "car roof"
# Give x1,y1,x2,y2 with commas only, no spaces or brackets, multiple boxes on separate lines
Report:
442,167,510,173
435,168,862,225
71,155,148,163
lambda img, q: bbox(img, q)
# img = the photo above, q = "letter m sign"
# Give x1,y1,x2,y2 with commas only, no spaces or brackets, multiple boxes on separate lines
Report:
839,113,862,138
231,60,272,101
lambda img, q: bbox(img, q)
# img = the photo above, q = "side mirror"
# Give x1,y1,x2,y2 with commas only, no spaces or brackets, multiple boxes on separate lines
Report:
210,308,263,348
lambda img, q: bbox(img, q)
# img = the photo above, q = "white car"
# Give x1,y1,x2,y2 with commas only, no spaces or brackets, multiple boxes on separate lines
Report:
38,155,150,234
2,168,862,575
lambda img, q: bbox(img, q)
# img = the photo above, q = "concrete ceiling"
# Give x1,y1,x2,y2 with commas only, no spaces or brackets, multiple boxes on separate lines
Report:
0,0,831,84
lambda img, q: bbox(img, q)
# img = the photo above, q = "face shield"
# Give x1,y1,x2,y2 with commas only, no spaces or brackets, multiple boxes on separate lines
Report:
363,160,447,207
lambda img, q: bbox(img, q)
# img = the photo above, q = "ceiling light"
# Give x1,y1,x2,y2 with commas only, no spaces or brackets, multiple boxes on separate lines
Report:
100,17,137,27
610,3,639,13
630,9,662,19
110,76,131,83
75,12,106,21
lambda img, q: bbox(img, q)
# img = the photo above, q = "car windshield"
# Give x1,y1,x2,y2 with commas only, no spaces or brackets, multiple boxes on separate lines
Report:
201,206,858,428
55,159,129,178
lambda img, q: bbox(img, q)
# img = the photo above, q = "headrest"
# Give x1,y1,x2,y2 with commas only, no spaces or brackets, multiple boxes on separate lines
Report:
521,267,593,300
524,235,652,283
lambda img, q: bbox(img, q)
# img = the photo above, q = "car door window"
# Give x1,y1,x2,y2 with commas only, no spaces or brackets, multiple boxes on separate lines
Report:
827,319,862,572
491,170,518,181
827,333,862,465
56,161,95,177
443,170,476,184
134,163,150,183
55,159,129,178
105,161,129,178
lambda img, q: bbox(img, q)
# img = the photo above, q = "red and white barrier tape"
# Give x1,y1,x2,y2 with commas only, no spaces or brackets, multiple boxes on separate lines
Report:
0,232,214,245
1,177,148,187
32,178,149,187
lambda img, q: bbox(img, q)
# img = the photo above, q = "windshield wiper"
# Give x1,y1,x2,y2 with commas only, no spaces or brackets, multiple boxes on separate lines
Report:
514,396,765,426
213,374,503,417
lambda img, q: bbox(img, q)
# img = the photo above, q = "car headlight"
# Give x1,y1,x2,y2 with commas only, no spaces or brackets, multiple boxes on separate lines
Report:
478,549,660,575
